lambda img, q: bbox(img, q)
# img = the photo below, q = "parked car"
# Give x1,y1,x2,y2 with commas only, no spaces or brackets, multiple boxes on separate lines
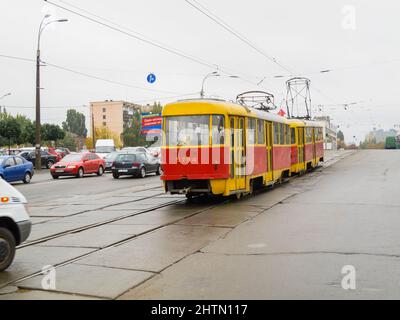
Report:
112,152,161,179
95,139,116,158
121,147,149,154
47,147,62,162
18,150,57,169
55,147,70,158
4,149,22,156
104,152,120,172
0,177,31,271
50,152,105,179
0,156,34,184
147,146,161,159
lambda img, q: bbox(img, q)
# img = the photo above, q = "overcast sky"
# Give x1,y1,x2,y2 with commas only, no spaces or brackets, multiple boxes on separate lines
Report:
1,0,400,143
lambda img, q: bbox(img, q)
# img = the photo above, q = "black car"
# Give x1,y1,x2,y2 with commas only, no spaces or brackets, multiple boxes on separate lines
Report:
104,151,120,172
112,152,161,179
18,150,57,169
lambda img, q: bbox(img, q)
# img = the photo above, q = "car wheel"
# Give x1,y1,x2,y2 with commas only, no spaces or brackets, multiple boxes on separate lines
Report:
112,173,120,179
140,167,146,178
97,166,104,176
0,227,16,272
156,165,162,176
46,160,54,169
77,167,84,178
52,175,59,179
23,172,31,184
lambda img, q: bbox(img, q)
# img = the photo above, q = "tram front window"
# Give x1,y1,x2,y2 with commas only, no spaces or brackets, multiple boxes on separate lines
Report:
166,115,210,146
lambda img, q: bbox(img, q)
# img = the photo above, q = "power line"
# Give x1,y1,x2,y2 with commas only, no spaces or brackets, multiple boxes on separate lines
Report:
0,54,35,63
0,53,182,94
43,61,179,94
182,0,347,107
183,0,295,75
44,0,262,84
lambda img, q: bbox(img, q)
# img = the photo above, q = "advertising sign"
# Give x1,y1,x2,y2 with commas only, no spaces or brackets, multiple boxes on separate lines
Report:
141,113,162,135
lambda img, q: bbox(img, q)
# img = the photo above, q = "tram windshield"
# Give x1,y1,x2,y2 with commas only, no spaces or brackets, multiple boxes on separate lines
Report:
166,115,211,146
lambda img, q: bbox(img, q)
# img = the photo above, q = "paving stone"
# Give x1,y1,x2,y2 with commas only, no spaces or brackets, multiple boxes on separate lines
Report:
38,224,154,248
111,209,195,226
0,246,94,287
118,252,400,300
18,264,154,299
177,204,264,227
77,225,229,273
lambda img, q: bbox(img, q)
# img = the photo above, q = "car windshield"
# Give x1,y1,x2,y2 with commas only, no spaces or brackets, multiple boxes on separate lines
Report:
166,115,210,146
116,154,137,162
96,146,115,153
104,152,119,160
61,154,83,162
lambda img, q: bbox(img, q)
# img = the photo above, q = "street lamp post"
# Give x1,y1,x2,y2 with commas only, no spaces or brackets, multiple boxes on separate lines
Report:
0,93,11,113
35,15,68,170
200,71,220,99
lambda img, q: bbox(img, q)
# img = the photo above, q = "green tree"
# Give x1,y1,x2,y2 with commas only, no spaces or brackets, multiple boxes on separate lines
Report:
15,115,35,145
0,115,21,149
122,111,146,147
62,109,87,137
151,102,163,114
42,124,65,142
337,130,344,141
58,132,77,151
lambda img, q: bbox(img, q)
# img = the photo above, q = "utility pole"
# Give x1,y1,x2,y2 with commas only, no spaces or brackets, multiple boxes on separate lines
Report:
35,15,68,170
91,104,95,151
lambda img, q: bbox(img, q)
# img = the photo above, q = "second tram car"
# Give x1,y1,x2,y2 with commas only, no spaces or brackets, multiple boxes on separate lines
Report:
161,99,324,198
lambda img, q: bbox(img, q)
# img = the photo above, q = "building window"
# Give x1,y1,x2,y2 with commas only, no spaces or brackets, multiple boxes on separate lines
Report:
103,108,106,113
103,115,106,120
103,122,107,126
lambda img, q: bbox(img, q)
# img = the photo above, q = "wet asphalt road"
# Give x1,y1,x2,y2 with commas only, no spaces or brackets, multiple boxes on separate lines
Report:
4,149,394,299
13,171,162,205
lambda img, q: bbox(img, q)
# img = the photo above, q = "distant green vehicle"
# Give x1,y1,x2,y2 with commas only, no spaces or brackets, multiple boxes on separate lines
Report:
385,136,397,149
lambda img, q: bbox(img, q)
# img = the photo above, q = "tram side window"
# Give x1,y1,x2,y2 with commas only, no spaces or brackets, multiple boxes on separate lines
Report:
166,115,210,146
280,124,285,145
212,115,225,145
257,120,265,144
285,125,290,145
317,128,323,141
305,128,312,143
274,123,280,144
247,118,256,145
291,128,296,144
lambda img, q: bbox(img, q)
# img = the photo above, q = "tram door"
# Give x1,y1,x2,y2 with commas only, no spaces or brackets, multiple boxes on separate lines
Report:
266,121,273,180
229,116,246,191
312,128,317,166
297,127,305,170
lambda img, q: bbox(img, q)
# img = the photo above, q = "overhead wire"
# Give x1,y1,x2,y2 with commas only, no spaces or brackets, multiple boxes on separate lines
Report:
45,0,262,85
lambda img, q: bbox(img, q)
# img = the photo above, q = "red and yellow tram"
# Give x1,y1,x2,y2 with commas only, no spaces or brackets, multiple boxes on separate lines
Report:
161,99,324,198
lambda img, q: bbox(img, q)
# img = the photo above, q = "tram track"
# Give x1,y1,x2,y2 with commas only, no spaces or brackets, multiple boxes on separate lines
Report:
1,191,232,290
1,151,354,292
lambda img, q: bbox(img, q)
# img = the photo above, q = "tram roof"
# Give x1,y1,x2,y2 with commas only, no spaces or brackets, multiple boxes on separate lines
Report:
163,99,289,124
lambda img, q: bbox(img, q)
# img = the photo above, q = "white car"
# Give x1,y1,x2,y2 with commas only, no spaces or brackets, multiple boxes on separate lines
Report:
0,178,31,271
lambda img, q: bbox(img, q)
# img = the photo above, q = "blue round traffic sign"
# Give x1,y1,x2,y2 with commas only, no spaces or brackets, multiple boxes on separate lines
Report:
147,73,156,84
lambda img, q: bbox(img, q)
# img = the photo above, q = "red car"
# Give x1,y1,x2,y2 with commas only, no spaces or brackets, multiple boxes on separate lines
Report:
47,147,62,162
50,152,105,179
